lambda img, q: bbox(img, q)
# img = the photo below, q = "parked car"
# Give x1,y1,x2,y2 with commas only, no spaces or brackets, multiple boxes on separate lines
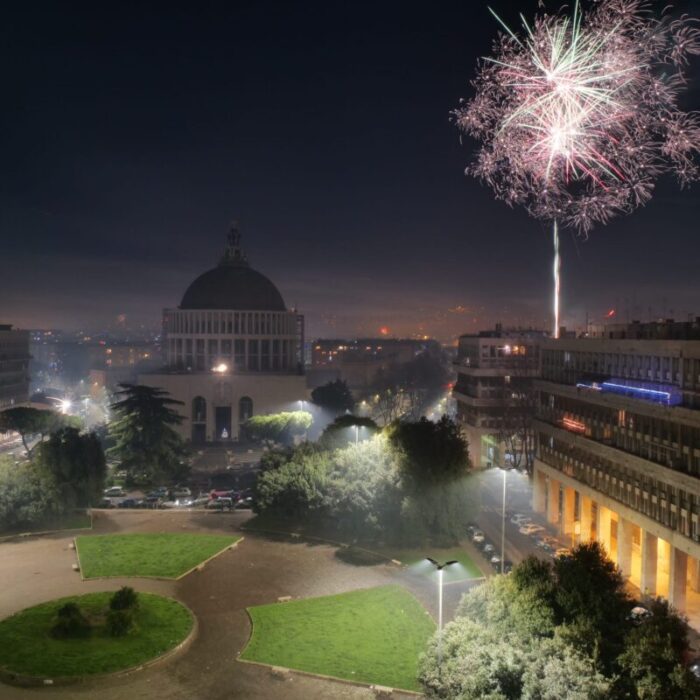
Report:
466,523,480,537
117,498,139,508
161,498,193,509
172,486,191,498
207,497,234,511
483,543,496,554
470,529,484,540
103,486,125,497
519,523,545,536
191,496,211,508
628,606,652,624
98,497,113,508
235,496,254,509
143,495,162,508
553,547,571,558
688,658,700,680
472,534,485,545
510,513,530,525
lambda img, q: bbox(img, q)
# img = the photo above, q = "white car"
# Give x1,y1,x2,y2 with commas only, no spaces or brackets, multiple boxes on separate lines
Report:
472,534,485,544
172,487,191,498
104,486,125,497
519,523,545,536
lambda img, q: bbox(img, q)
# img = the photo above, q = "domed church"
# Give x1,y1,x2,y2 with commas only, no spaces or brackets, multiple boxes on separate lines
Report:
140,225,306,443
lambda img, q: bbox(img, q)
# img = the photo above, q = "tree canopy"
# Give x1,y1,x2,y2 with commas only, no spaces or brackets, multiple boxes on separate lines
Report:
36,427,106,508
108,384,188,482
243,411,313,444
0,407,74,457
318,414,379,450
419,543,700,699
388,416,470,484
310,380,355,415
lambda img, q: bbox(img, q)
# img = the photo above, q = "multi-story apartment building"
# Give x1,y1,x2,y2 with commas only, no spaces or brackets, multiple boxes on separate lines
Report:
453,326,545,467
0,324,30,410
532,322,700,613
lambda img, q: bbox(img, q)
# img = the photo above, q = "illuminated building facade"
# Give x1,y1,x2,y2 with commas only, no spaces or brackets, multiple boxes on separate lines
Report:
140,226,306,443
453,327,545,467
533,329,700,613
0,324,30,410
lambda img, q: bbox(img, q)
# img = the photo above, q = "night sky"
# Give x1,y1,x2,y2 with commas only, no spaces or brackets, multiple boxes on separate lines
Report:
2,0,699,341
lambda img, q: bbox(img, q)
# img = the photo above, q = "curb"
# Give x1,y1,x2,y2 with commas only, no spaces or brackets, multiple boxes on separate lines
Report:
73,535,243,581
237,657,424,697
0,596,198,687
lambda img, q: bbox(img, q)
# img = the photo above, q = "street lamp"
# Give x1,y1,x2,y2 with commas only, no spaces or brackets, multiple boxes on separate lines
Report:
354,425,359,444
426,558,458,667
492,464,515,575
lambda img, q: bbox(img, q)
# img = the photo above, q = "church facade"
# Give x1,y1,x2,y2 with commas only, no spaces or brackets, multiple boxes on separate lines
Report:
140,226,306,443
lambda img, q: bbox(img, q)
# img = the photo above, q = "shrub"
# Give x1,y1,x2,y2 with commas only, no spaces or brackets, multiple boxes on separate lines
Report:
110,586,139,611
106,608,134,637
51,602,91,639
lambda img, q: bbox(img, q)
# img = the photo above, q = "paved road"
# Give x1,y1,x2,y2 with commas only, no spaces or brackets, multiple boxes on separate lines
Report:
0,509,479,699
473,469,570,567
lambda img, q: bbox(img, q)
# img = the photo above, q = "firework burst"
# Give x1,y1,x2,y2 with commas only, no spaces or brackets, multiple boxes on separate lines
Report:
454,0,700,334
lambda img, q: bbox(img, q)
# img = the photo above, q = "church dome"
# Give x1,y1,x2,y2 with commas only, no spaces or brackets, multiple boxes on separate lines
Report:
179,227,287,311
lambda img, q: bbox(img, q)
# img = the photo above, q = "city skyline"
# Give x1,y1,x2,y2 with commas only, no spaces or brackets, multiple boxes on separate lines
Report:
2,0,699,340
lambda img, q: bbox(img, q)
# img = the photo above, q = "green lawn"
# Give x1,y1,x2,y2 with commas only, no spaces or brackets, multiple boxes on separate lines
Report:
388,546,483,583
0,592,192,677
76,533,239,579
241,585,434,691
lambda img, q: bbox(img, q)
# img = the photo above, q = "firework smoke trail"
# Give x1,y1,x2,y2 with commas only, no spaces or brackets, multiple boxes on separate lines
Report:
454,0,700,336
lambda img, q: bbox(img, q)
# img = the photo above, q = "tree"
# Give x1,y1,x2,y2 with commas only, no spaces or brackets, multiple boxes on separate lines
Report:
311,380,355,415
36,427,107,508
552,541,631,669
243,411,312,444
0,407,69,457
495,378,537,473
0,456,61,531
318,414,379,450
388,416,470,484
617,598,700,699
108,384,188,483
367,350,451,423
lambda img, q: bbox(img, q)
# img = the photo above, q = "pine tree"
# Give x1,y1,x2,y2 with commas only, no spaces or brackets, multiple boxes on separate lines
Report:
108,384,188,483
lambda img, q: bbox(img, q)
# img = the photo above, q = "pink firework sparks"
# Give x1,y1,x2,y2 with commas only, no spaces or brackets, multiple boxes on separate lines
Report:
454,0,700,233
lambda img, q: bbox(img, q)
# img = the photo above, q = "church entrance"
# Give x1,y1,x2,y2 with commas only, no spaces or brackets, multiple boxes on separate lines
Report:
191,423,206,444
215,406,232,441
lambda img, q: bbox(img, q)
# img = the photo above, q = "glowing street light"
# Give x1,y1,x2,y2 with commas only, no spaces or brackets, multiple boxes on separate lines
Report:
426,558,458,667
212,363,229,373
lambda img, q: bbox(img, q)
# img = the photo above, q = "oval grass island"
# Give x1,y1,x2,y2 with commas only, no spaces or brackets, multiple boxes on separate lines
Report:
0,592,194,683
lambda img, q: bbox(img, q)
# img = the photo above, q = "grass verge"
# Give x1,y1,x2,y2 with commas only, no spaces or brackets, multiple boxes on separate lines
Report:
0,592,192,677
76,532,239,579
241,585,434,691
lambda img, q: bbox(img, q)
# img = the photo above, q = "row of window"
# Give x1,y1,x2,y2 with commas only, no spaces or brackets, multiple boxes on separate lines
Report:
538,392,700,475
166,310,297,336
543,349,700,390
540,441,698,539
168,337,297,372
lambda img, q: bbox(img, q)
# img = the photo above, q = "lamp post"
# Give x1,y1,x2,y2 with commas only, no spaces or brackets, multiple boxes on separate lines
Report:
354,424,359,444
493,464,515,574
426,558,458,667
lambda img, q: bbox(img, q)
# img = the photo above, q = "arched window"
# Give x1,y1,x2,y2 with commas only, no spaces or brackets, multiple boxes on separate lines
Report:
239,396,253,424
192,396,207,423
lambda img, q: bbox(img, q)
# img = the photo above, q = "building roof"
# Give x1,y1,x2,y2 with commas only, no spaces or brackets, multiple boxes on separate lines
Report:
179,226,287,312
